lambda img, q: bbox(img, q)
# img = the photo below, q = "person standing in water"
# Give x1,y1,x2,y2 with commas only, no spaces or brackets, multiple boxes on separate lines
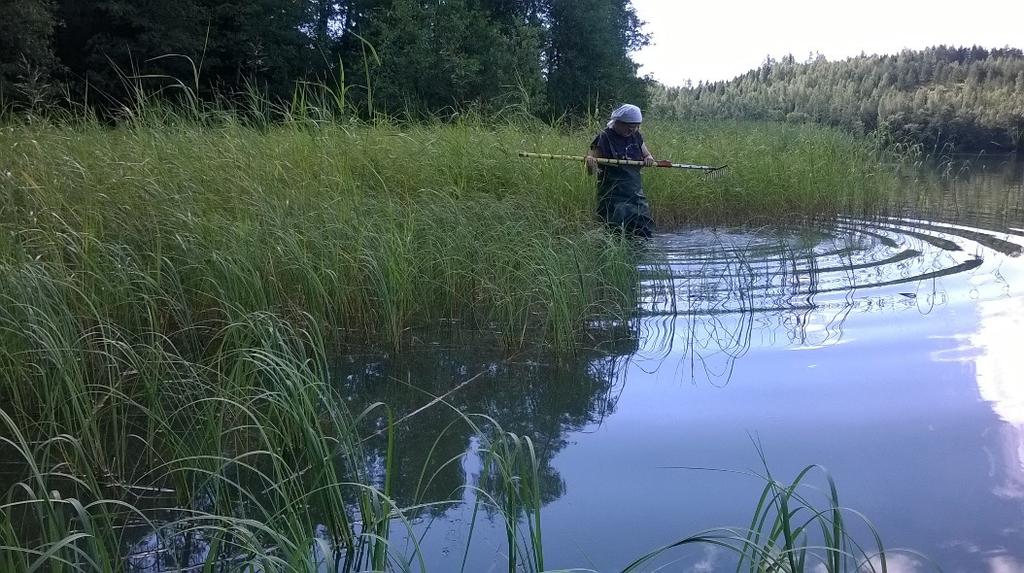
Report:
585,104,656,238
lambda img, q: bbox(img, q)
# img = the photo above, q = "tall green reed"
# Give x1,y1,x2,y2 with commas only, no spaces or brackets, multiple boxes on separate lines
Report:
1,113,903,355
1,311,399,571
1,118,643,353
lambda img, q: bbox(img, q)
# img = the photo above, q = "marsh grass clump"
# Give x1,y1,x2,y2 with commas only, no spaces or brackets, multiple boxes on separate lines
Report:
621,458,910,573
0,312,374,571
0,310,554,572
641,121,900,226
0,119,643,352
1,115,899,353
0,280,908,571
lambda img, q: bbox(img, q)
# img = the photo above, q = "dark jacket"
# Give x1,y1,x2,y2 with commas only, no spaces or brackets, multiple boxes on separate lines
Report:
590,127,654,237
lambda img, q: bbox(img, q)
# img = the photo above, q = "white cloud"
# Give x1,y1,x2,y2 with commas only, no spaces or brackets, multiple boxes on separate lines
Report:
989,555,1024,573
858,553,923,573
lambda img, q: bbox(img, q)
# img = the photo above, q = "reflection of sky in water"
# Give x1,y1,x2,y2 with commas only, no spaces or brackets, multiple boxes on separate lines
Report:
930,293,1024,509
968,296,1024,505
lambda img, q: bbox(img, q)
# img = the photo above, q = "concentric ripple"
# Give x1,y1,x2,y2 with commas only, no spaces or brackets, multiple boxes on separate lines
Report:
639,218,1024,318
630,218,1024,383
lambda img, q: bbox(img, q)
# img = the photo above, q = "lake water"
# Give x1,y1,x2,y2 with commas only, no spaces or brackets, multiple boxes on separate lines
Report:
332,157,1024,572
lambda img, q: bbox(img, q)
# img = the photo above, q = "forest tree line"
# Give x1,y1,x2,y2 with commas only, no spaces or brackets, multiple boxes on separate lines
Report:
651,46,1024,152
0,0,650,118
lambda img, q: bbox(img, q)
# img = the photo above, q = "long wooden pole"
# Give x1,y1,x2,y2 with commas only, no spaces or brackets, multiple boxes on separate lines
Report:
517,151,727,173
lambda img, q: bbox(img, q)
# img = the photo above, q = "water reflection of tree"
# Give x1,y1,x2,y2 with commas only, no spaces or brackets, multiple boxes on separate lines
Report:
334,329,636,514
903,155,1024,228
636,228,860,386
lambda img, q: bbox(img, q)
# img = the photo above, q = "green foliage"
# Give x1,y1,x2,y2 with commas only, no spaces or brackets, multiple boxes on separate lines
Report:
621,462,899,573
651,45,1024,152
0,111,915,571
642,121,900,225
545,0,651,116
0,110,900,368
0,117,641,352
199,0,314,96
361,0,544,115
1,0,650,119
0,0,58,110
54,0,313,103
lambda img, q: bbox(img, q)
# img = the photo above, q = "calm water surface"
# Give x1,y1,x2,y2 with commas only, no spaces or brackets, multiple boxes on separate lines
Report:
329,157,1024,572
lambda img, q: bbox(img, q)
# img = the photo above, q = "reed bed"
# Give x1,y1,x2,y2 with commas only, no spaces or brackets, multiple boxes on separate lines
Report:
640,120,900,226
1,119,643,352
0,311,562,572
0,112,907,570
1,116,897,349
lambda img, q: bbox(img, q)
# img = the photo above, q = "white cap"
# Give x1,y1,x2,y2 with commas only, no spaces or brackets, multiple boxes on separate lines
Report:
608,104,643,128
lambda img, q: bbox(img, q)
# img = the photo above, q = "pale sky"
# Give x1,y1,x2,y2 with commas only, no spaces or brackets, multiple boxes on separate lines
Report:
632,0,1024,86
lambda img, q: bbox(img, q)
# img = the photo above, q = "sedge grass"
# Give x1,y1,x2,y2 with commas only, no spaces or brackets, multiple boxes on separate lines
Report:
621,457,911,573
0,312,402,572
1,118,644,352
1,115,900,354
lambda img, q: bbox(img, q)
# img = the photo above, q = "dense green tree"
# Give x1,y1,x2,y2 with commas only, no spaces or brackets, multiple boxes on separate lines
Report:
196,0,313,98
0,0,58,108
356,0,544,115
651,46,1024,152
54,0,206,102
4,0,649,118
53,0,313,104
544,0,649,116
307,0,342,57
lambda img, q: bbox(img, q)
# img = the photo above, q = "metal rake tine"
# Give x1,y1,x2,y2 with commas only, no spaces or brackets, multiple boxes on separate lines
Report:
702,165,728,180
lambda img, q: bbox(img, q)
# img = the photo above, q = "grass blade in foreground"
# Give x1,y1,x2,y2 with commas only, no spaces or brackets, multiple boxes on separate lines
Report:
617,460,935,573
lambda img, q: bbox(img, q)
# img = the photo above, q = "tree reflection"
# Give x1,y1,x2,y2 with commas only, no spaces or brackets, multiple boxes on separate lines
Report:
334,327,637,514
635,226,863,386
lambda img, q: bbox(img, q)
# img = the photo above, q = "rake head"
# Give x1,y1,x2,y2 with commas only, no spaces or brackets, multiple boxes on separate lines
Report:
702,165,729,179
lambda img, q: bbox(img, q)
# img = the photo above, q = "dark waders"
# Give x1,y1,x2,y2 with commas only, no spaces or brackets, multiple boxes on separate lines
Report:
597,166,654,238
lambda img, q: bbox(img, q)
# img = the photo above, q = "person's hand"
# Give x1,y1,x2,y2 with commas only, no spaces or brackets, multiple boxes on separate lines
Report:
644,155,656,167
585,155,598,172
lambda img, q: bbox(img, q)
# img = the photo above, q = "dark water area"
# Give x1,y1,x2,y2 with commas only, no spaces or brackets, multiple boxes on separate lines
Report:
324,156,1024,572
